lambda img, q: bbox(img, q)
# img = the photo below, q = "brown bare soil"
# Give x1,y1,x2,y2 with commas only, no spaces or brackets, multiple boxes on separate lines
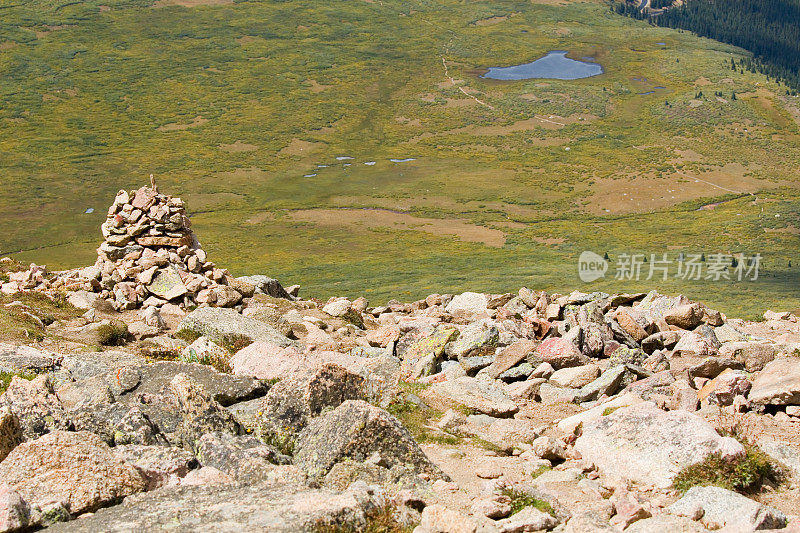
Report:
219,140,258,153
287,208,507,247
157,115,208,132
279,138,325,156
586,163,785,215
154,0,232,6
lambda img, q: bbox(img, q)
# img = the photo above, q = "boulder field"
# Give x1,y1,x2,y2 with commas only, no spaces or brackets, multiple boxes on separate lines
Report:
1,189,799,532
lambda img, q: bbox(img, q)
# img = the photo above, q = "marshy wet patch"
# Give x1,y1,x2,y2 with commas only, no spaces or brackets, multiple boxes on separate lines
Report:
482,51,603,81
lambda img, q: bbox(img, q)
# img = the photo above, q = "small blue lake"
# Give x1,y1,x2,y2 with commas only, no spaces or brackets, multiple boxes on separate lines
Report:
482,51,603,81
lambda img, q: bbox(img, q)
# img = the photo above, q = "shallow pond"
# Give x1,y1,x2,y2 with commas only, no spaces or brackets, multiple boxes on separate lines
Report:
482,51,603,80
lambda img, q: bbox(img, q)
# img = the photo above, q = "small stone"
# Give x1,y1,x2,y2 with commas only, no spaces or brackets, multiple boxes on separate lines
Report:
471,497,512,519
475,465,503,479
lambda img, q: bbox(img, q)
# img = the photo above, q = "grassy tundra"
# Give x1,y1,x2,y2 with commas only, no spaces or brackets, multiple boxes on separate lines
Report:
0,0,799,317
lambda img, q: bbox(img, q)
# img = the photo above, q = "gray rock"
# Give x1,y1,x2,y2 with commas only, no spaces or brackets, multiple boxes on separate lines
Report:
177,307,293,347
294,400,446,482
258,363,365,444
197,432,292,483
714,323,749,344
114,444,198,490
398,327,458,380
168,373,242,451
607,346,646,366
119,361,268,407
432,375,518,417
574,403,745,488
757,440,800,481
719,341,778,372
236,275,293,300
111,406,169,446
497,362,533,381
0,343,59,374
669,486,786,530
0,375,70,439
147,266,187,301
0,407,22,463
0,431,146,516
57,350,146,383
749,358,800,405
444,322,499,359
459,355,494,375
47,481,386,532
573,365,627,403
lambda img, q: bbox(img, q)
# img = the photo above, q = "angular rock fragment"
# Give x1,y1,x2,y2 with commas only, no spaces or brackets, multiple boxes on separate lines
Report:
294,400,446,482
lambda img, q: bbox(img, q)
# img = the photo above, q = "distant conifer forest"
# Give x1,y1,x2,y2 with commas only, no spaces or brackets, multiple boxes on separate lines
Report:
615,0,800,93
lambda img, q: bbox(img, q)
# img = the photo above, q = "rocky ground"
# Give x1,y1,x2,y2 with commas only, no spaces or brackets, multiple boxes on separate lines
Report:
1,192,800,532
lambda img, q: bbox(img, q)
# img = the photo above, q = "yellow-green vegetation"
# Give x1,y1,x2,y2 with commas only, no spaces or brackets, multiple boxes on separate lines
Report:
501,487,556,517
530,464,553,479
2,0,799,318
96,320,130,346
262,431,296,456
0,370,36,395
673,443,782,494
469,436,506,454
140,346,182,362
387,381,460,445
315,503,414,533
0,292,81,343
602,406,621,416
197,350,233,374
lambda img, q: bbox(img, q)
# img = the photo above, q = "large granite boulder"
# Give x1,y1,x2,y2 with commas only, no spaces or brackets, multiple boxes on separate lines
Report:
574,403,745,488
748,358,800,405
669,486,786,530
0,431,146,515
257,363,365,444
176,307,293,347
431,375,518,417
167,374,242,451
0,344,60,374
47,481,386,532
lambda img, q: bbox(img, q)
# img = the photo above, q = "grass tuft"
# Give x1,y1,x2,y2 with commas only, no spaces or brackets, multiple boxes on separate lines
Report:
530,465,552,479
0,370,36,395
500,488,556,517
315,503,414,533
96,320,129,346
673,443,782,494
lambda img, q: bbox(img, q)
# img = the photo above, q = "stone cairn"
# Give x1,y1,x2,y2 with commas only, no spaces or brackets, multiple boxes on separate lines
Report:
89,182,246,311
2,180,296,311
2,181,247,311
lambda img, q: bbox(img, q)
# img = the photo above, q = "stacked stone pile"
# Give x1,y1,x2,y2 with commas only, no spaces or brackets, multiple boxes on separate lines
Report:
1,184,280,312
90,185,234,311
